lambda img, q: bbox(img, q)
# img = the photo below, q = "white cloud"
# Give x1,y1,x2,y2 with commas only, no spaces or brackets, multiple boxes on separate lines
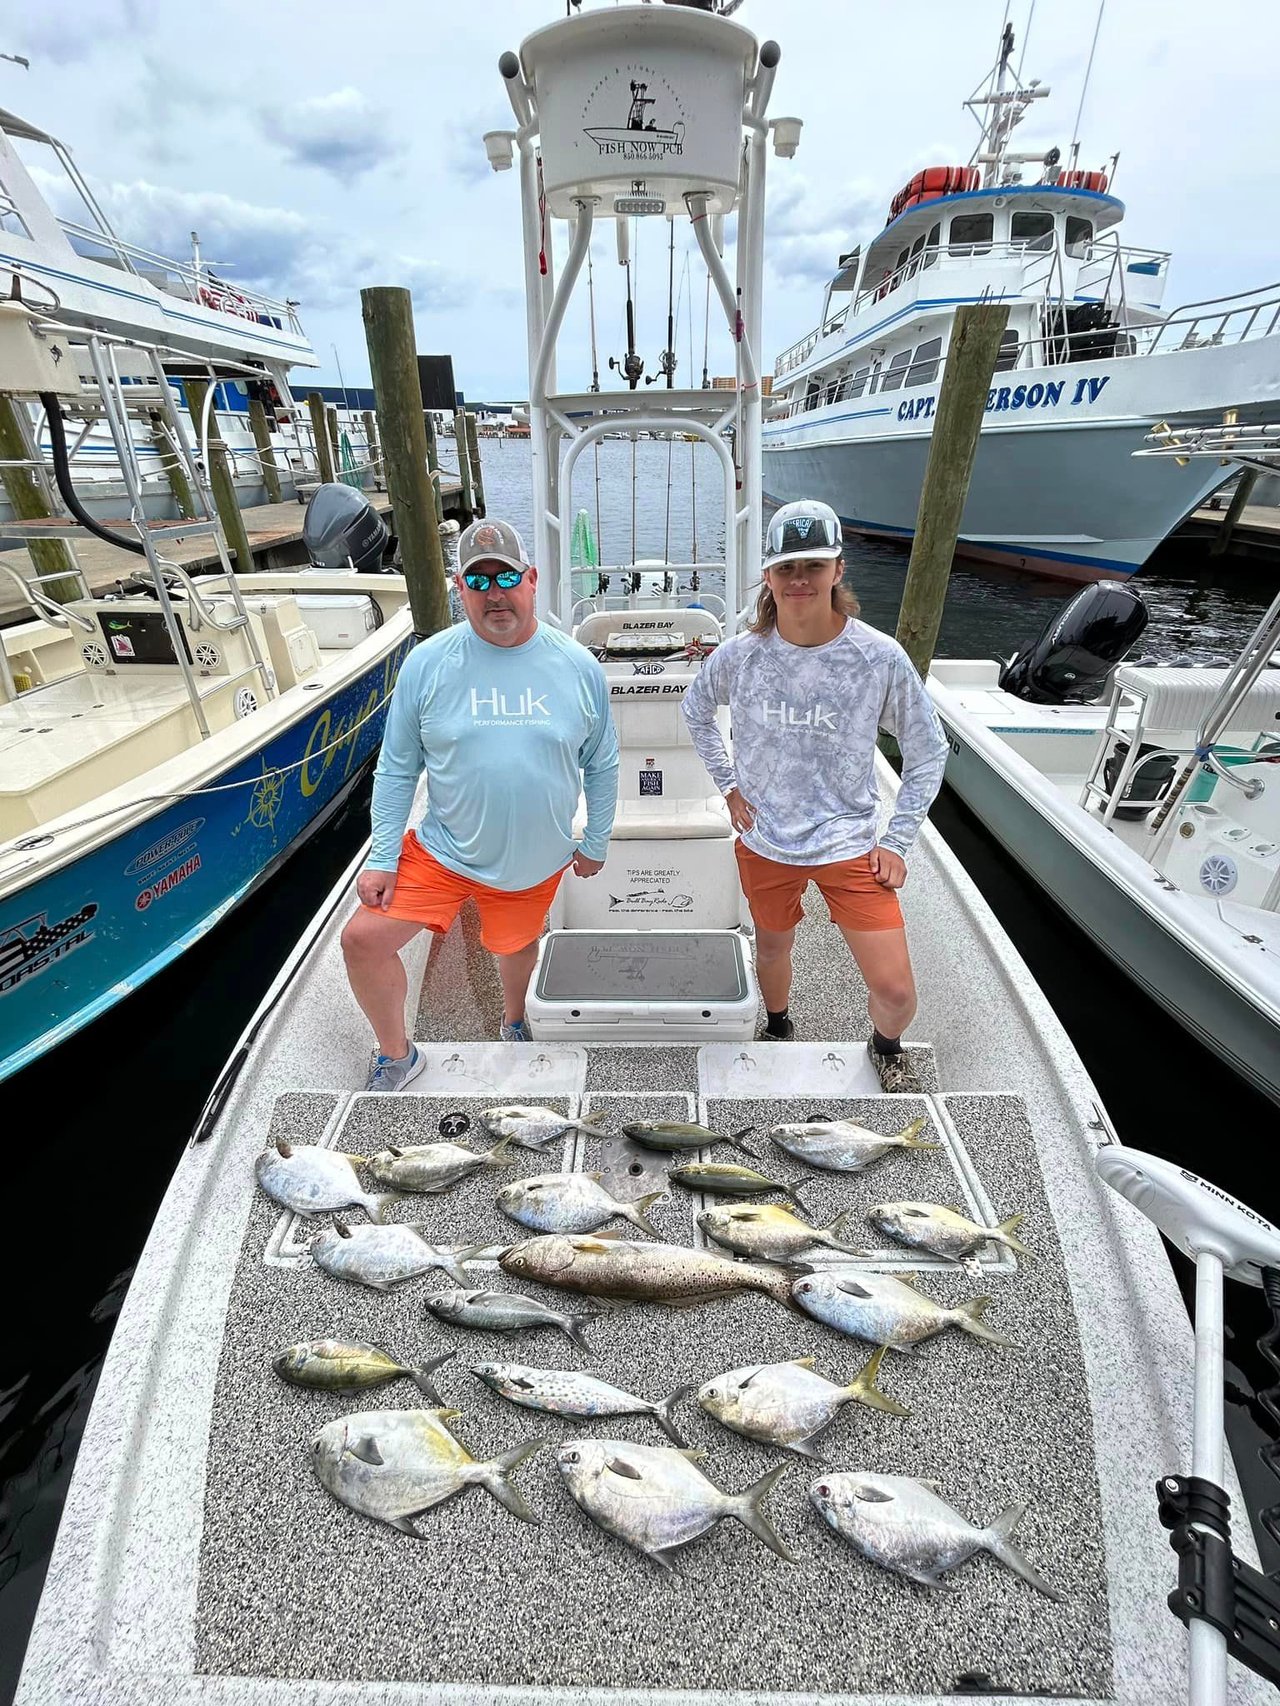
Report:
258,88,403,183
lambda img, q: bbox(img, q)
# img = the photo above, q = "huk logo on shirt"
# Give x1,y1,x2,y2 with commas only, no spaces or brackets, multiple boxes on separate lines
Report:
762,699,838,731
470,687,550,722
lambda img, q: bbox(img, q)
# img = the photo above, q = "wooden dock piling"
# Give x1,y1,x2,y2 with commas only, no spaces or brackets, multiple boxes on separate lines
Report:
307,391,335,485
422,409,446,526
453,409,476,524
895,302,1010,678
362,286,449,637
326,405,342,480
464,410,487,519
247,397,282,505
362,409,381,489
1209,467,1259,558
146,409,197,519
0,395,79,603
182,377,254,572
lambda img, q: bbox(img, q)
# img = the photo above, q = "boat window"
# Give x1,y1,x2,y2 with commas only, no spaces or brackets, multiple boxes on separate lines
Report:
949,212,993,255
825,374,840,405
922,222,941,268
805,378,821,411
1011,211,1054,252
907,232,927,277
878,349,913,393
1065,216,1094,258
905,337,943,387
994,330,1020,372
850,365,871,398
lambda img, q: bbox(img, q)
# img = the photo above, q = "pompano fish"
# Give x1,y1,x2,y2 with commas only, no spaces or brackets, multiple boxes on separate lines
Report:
698,1202,864,1265
499,1234,797,1311
472,1362,691,1445
867,1202,1032,1270
368,1135,513,1193
309,1221,474,1291
255,1137,398,1222
768,1114,937,1172
556,1438,794,1572
497,1173,664,1237
312,1406,545,1533
669,1160,815,1210
425,1288,599,1356
791,1270,1019,1352
479,1106,607,1149
697,1350,907,1455
622,1121,757,1157
273,1340,455,1401
810,1472,1064,1599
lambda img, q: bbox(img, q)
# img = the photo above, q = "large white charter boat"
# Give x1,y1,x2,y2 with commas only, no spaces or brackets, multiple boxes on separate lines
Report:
762,24,1280,583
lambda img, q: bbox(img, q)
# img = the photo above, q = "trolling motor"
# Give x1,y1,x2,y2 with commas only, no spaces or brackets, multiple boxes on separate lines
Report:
1096,1147,1280,1700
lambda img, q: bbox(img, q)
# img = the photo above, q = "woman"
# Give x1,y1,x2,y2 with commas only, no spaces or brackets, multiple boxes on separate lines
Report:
680,499,948,1091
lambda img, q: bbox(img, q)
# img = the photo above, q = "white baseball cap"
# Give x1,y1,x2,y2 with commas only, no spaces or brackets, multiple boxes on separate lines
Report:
763,499,844,570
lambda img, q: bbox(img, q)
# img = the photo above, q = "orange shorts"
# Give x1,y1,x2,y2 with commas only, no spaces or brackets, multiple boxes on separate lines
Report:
735,839,904,934
368,832,567,955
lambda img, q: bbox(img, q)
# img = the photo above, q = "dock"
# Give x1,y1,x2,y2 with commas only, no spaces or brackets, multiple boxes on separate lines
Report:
1177,500,1280,565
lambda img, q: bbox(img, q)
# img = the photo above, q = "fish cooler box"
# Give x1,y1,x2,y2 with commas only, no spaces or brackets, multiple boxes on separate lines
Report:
525,929,757,1041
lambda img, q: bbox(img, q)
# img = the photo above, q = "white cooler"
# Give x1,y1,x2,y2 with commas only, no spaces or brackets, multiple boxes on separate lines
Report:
525,929,757,1042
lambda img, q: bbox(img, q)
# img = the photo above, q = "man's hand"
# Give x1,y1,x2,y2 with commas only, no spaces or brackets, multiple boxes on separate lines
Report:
725,787,756,833
868,846,907,890
357,869,398,911
572,851,605,878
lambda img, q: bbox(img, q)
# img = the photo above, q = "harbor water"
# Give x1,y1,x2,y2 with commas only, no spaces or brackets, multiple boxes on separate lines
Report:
3,437,1278,1701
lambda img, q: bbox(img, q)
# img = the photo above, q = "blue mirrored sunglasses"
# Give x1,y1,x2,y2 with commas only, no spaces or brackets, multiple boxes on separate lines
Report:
462,567,526,591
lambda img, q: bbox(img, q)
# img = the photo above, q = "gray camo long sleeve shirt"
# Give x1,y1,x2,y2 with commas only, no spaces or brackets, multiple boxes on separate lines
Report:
681,619,949,865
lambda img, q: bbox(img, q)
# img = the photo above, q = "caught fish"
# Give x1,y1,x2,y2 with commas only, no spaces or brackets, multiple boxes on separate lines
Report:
669,1160,815,1210
472,1362,691,1445
867,1202,1032,1270
425,1288,599,1356
312,1407,545,1534
622,1121,757,1157
556,1438,794,1572
479,1106,606,1149
791,1270,1019,1352
697,1350,907,1455
255,1137,398,1222
768,1114,937,1173
368,1135,513,1193
309,1221,474,1291
497,1173,664,1237
810,1472,1064,1599
698,1202,864,1265
499,1234,797,1311
273,1340,455,1402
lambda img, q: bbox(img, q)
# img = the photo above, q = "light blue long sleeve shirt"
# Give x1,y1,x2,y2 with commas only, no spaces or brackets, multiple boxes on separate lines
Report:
366,622,619,888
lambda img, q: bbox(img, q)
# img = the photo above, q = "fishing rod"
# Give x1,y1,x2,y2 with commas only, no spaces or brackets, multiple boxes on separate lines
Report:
609,230,645,388
647,218,677,388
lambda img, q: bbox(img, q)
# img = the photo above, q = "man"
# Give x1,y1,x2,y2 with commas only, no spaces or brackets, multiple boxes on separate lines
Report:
681,498,947,1093
341,518,619,1091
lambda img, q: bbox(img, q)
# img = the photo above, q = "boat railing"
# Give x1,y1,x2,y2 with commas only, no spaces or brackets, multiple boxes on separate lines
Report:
57,216,305,336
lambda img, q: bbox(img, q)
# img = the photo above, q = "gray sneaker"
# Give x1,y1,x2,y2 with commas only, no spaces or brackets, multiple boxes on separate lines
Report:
500,1019,530,1042
866,1037,922,1094
363,1044,426,1093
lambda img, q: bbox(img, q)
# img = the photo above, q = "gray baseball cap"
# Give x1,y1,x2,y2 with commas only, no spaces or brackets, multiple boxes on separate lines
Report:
457,517,531,574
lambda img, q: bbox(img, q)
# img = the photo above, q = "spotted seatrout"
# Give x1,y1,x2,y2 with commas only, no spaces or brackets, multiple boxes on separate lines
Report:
499,1234,797,1311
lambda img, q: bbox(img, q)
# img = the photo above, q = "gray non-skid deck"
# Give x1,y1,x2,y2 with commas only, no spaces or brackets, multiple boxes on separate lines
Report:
196,1052,1111,1698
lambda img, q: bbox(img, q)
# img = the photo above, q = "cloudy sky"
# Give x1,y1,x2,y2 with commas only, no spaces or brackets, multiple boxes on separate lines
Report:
7,0,1279,401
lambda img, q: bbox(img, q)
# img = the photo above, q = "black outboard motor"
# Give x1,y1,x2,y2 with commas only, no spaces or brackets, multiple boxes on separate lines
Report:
302,482,390,573
999,581,1148,705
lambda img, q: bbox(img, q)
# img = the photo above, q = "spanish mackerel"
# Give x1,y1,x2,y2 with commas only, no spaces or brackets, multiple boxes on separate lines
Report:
768,1114,937,1172
499,1233,797,1310
472,1363,691,1445
254,1138,398,1223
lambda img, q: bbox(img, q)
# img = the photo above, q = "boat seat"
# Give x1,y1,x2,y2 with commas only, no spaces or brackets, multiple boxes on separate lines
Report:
1113,664,1280,737
610,797,732,839
575,606,722,651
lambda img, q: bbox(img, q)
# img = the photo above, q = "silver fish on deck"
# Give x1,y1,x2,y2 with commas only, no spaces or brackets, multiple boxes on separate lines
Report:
768,1114,937,1173
367,1135,513,1193
309,1221,474,1291
479,1105,607,1149
499,1233,797,1311
698,1202,864,1265
867,1201,1032,1271
791,1270,1020,1351
312,1407,545,1534
273,1340,455,1402
472,1362,690,1445
669,1160,815,1210
497,1172,664,1237
556,1438,794,1572
622,1120,757,1157
810,1472,1064,1599
425,1288,599,1356
254,1137,398,1222
697,1349,907,1455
